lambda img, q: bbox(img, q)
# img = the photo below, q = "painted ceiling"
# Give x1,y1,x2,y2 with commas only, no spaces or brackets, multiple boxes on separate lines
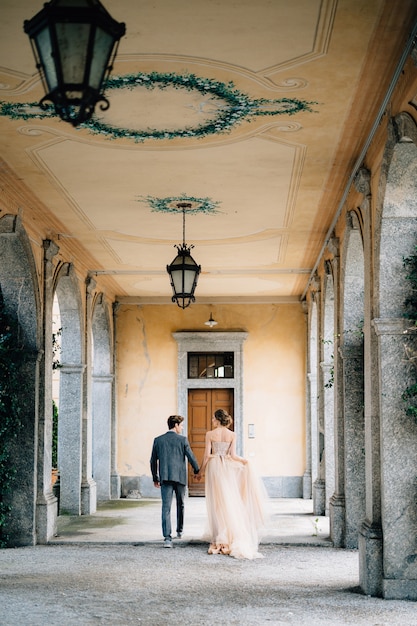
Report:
0,0,416,303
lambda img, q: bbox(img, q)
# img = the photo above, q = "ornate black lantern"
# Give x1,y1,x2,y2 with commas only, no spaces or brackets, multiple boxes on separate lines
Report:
23,0,125,126
167,204,201,309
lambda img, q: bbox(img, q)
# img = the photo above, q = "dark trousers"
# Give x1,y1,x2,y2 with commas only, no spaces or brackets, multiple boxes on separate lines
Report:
160,481,185,539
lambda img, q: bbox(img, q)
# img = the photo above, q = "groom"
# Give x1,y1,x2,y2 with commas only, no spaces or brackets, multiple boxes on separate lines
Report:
150,415,200,547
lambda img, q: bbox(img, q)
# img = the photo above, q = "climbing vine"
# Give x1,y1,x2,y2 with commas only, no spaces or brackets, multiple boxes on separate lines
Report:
0,303,26,547
52,327,61,470
402,247,417,421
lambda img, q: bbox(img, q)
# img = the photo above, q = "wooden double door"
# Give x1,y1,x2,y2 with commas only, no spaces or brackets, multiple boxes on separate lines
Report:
187,388,234,496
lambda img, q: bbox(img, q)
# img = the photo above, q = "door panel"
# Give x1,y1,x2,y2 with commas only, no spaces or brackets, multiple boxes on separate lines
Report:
188,388,234,495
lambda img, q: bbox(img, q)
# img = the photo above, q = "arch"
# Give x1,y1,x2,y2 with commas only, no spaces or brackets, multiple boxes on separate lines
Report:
321,266,335,515
308,295,319,501
372,113,417,599
0,215,42,546
54,264,85,515
91,295,114,500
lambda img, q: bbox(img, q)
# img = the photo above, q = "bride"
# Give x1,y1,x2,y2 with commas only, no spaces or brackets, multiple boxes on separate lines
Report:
197,409,267,559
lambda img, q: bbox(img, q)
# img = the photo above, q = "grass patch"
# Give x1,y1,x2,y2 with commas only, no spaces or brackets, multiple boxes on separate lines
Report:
56,515,126,536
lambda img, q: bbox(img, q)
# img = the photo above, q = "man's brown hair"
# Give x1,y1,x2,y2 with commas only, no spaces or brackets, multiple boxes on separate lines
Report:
167,415,184,430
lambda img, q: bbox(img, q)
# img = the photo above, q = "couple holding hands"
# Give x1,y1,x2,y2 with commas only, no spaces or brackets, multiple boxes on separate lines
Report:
150,410,267,559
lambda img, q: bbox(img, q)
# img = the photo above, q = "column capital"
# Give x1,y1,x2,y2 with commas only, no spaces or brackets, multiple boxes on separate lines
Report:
326,236,339,258
43,239,60,262
338,344,363,360
354,167,371,197
92,375,114,383
372,318,410,336
60,363,86,374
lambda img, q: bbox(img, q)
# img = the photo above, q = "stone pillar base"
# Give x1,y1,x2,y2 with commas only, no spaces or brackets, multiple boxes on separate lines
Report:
302,470,312,499
358,519,383,597
111,472,121,499
382,579,417,600
313,478,326,516
36,492,58,544
81,479,97,514
329,493,345,547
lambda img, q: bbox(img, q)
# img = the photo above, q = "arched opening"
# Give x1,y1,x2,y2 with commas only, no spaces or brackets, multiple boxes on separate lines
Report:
322,268,335,515
341,212,365,549
309,297,319,504
373,116,417,598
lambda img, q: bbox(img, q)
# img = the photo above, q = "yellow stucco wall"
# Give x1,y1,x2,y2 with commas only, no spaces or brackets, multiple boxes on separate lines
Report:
116,303,306,480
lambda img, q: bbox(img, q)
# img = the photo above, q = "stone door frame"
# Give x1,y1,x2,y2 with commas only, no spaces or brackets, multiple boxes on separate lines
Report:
173,331,248,455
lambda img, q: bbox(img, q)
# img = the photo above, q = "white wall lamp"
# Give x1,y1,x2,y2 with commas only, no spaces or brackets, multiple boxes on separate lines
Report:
205,313,218,327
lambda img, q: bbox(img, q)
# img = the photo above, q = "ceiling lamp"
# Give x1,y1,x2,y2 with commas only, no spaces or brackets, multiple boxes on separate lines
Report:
167,203,201,309
205,313,218,328
23,0,125,127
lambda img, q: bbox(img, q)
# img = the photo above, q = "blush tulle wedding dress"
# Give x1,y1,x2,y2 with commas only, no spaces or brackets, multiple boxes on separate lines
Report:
204,441,268,559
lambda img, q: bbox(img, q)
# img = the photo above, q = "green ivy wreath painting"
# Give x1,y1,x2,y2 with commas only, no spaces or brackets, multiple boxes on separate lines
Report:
0,71,316,143
137,194,221,215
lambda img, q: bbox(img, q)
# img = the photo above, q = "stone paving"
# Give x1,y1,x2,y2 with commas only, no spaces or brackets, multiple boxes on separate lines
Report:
1,499,416,625
51,497,331,546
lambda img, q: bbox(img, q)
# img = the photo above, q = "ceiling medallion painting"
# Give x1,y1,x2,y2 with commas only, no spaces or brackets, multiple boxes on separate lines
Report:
137,194,221,215
0,71,316,142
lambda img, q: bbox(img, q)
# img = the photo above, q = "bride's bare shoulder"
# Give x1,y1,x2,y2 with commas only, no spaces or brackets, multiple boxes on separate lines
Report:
220,430,234,443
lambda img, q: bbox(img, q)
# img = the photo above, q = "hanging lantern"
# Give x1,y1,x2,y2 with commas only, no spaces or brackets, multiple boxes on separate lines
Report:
23,0,126,126
167,204,201,309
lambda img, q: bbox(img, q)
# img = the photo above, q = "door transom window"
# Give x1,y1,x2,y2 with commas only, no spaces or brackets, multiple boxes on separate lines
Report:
188,352,234,379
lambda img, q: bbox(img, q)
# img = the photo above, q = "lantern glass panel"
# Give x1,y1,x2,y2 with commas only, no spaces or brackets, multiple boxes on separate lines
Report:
36,27,58,91
90,27,114,88
56,22,90,84
183,267,197,293
171,271,183,295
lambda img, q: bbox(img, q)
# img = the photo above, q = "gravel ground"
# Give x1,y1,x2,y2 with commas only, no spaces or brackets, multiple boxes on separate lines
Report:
1,542,416,626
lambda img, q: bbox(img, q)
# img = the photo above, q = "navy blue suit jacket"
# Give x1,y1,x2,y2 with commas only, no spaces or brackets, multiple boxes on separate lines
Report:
150,430,199,485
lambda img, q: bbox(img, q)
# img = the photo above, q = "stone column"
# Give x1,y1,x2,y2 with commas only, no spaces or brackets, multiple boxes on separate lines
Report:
309,283,322,512
93,374,114,499
329,244,346,547
36,240,59,543
58,363,85,515
314,291,326,517
308,371,318,491
321,360,335,515
5,351,41,546
0,215,41,546
81,277,97,514
111,302,121,498
339,343,365,549
374,317,417,600
356,167,383,596
302,301,312,499
321,258,336,516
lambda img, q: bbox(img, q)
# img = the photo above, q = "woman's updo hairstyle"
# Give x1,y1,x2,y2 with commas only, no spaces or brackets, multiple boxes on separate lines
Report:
214,409,232,427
